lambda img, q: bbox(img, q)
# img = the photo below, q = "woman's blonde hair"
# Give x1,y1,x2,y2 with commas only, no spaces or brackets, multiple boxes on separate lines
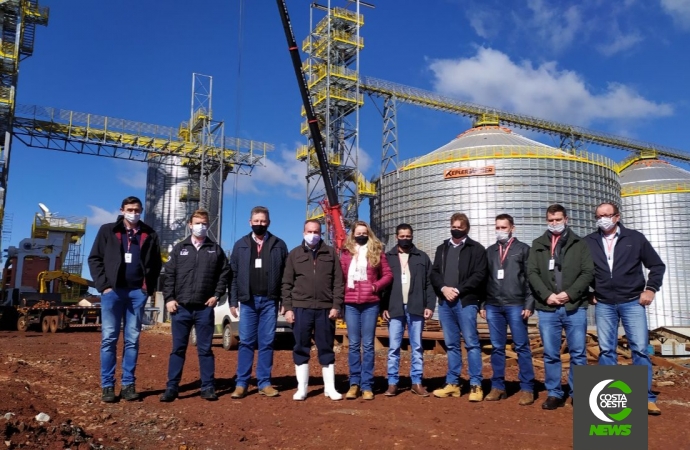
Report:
344,221,383,267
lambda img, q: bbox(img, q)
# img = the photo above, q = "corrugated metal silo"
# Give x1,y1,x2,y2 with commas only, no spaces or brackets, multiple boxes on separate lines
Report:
620,157,690,328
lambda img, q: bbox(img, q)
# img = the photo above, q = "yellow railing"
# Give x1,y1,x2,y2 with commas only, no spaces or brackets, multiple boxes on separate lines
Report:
307,64,358,90
295,145,341,166
313,86,364,108
402,146,619,172
179,187,200,202
307,206,325,221
356,173,376,196
616,150,658,173
303,30,364,54
621,182,690,197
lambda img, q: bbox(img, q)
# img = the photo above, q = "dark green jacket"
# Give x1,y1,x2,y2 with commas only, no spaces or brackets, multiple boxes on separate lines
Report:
527,229,594,312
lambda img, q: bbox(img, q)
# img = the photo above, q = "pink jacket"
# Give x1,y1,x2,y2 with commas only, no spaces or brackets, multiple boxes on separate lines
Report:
339,249,393,305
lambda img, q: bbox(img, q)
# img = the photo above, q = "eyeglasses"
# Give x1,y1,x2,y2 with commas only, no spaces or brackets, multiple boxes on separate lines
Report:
595,214,618,219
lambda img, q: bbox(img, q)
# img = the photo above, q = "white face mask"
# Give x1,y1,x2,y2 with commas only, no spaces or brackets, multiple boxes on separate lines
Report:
304,233,321,247
596,217,616,232
124,212,140,224
548,223,566,235
496,231,512,243
192,223,208,238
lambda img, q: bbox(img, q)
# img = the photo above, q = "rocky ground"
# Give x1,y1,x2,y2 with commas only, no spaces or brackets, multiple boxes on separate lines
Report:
1,328,689,449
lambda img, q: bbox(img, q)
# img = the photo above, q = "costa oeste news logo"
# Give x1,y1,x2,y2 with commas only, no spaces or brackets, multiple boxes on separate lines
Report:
588,379,632,435
573,365,646,450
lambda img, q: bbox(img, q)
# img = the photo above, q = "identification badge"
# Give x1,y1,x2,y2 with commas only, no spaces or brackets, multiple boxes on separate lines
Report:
401,272,408,284
255,258,262,268
497,269,504,280
124,253,132,263
549,259,555,271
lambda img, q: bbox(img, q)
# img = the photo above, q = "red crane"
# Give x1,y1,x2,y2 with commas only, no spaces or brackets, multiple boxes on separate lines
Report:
276,0,347,251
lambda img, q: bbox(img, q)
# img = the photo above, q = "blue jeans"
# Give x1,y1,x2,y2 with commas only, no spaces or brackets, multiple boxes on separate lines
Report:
595,299,656,402
235,296,277,389
438,300,482,386
100,288,148,387
387,305,424,385
538,307,587,398
485,304,535,392
167,304,215,391
345,303,379,391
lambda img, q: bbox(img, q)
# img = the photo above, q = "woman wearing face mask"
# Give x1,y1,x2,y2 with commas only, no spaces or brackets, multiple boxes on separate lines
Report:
339,221,393,400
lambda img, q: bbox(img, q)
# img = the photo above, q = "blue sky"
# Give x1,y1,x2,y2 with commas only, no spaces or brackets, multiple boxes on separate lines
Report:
5,0,690,272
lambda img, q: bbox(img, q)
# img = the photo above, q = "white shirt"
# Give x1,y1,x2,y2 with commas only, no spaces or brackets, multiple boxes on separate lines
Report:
601,226,620,272
448,237,467,248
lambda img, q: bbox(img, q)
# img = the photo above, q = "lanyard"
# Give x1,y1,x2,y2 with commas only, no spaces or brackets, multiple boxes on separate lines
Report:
550,234,561,259
254,235,264,254
498,238,514,268
125,228,138,252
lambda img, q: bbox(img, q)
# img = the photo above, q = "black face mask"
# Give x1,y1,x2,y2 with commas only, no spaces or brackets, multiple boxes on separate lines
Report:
354,235,369,246
398,238,413,249
252,224,268,236
451,229,467,240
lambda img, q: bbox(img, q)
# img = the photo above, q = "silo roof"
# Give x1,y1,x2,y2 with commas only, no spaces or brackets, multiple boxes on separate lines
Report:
401,125,617,172
620,159,690,186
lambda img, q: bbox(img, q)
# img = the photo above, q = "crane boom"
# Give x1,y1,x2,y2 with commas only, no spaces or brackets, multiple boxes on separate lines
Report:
276,0,347,250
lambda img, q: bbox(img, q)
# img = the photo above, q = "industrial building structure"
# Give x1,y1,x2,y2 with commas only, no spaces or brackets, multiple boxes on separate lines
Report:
0,0,689,328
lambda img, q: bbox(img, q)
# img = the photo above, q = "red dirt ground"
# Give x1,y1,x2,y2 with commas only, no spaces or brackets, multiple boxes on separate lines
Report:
1,328,689,450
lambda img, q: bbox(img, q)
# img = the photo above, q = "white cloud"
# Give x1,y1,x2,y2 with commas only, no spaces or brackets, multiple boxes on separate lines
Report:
235,147,307,200
518,0,584,52
660,0,690,30
86,205,120,227
597,30,644,56
466,8,498,39
114,160,148,189
428,48,673,126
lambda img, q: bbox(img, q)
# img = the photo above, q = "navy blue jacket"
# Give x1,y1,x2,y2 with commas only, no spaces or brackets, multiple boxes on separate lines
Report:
584,223,665,304
230,232,288,307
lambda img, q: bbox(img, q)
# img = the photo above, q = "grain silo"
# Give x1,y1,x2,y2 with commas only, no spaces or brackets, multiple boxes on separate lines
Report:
144,157,199,255
372,120,621,256
620,156,690,328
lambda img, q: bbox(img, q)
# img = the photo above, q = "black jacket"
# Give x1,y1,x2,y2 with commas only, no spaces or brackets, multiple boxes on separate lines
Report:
528,229,594,312
382,245,436,318
230,232,288,307
584,223,665,304
281,241,344,311
163,236,231,305
484,238,535,311
88,217,162,296
430,237,488,307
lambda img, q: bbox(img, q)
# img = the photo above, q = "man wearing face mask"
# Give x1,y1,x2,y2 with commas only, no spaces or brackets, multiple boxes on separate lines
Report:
281,220,344,401
381,224,435,397
229,206,288,399
527,204,593,410
88,196,162,403
480,214,536,405
430,213,488,401
584,203,665,416
160,209,231,402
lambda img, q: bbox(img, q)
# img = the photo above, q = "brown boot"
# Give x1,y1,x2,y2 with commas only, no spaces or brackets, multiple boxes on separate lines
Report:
259,386,280,397
518,390,535,406
485,388,507,401
230,386,247,399
648,402,661,416
384,385,398,397
362,390,375,400
411,384,430,397
345,385,361,400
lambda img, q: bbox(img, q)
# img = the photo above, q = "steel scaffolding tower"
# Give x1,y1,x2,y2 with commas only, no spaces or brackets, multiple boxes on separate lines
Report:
0,0,49,243
296,1,374,235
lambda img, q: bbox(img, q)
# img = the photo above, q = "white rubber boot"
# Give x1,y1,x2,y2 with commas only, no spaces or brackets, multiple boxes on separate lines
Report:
292,364,309,401
322,364,343,401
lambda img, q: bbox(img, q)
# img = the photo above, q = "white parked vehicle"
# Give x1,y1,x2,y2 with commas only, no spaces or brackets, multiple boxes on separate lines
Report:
191,294,292,350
